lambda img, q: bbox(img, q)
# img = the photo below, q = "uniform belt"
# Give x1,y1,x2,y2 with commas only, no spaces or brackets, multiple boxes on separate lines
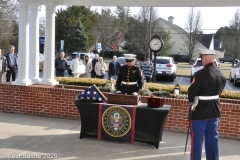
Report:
198,95,219,100
122,81,137,85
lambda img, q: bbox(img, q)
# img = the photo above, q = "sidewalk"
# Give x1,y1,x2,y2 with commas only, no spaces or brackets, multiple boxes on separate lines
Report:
0,112,239,160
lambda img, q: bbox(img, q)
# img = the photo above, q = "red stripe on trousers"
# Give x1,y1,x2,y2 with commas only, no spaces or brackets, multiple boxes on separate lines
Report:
190,120,194,160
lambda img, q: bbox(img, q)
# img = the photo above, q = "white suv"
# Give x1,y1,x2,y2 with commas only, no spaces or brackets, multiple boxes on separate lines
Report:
229,61,240,86
191,58,220,82
151,57,177,82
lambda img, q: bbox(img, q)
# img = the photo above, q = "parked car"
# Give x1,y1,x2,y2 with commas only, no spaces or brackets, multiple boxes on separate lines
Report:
117,56,141,67
39,53,44,71
219,56,239,64
151,57,177,82
67,52,93,75
229,61,240,86
191,58,220,82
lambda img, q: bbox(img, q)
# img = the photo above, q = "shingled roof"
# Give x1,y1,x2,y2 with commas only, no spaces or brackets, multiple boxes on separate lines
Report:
158,17,206,49
200,34,213,48
158,17,188,39
214,39,225,52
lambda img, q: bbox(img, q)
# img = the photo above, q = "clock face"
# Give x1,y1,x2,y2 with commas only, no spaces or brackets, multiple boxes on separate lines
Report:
149,38,162,51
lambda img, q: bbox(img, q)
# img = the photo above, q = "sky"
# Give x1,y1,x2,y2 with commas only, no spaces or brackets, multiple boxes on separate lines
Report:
40,6,240,34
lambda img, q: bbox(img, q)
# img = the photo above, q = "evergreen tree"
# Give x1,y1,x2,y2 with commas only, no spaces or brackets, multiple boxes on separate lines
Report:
67,20,88,53
55,6,98,54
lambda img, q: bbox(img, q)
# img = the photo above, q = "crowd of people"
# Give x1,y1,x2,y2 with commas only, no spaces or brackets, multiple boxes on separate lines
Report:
54,51,155,84
55,52,109,79
0,47,153,83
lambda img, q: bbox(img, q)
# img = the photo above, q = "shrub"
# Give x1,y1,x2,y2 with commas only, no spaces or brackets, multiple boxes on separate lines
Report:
55,77,107,86
55,77,239,100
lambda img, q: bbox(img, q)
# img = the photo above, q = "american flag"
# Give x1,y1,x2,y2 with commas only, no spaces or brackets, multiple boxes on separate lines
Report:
77,86,104,102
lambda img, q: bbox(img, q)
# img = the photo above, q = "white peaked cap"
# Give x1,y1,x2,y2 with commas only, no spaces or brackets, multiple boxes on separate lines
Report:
123,54,136,60
198,48,218,55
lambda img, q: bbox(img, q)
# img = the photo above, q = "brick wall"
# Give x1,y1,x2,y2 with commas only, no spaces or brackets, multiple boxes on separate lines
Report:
0,84,81,119
0,84,239,140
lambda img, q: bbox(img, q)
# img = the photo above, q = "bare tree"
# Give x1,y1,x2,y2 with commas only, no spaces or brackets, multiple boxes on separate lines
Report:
114,6,130,34
123,7,172,60
94,8,117,58
184,7,203,62
139,7,150,60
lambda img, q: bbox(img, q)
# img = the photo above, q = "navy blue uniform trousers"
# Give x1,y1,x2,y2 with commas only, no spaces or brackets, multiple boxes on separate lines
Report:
190,118,219,160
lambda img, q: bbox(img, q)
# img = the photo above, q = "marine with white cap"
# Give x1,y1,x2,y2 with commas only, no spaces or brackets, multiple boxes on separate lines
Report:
187,48,226,160
116,54,142,95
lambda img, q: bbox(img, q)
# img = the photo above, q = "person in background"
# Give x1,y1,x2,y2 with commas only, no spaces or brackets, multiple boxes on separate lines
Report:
83,54,92,78
91,54,99,78
188,49,226,160
0,49,7,83
4,45,18,82
55,51,68,77
142,58,153,82
108,55,121,80
94,57,107,79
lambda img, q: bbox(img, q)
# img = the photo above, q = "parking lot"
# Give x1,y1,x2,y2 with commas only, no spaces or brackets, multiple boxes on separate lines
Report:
155,76,239,91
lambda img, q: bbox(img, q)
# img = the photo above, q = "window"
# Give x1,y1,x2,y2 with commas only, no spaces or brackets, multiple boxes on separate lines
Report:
235,63,240,68
117,58,126,65
155,59,170,64
196,60,203,66
70,54,76,59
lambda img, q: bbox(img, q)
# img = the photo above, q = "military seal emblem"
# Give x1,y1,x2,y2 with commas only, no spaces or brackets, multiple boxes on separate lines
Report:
102,106,131,137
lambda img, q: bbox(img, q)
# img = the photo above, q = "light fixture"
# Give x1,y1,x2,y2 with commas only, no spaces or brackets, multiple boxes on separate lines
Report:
106,77,115,92
173,83,181,95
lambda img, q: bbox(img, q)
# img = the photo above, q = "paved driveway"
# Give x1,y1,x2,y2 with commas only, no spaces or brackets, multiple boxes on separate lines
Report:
0,112,239,160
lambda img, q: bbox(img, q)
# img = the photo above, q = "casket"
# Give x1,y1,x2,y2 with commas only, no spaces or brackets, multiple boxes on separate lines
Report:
147,98,164,108
107,93,139,105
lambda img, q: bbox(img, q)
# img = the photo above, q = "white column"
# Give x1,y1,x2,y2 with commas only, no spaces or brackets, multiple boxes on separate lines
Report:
12,0,32,86
29,3,41,84
40,3,59,85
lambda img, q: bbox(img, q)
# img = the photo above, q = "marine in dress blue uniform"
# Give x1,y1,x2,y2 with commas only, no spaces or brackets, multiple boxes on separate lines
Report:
188,49,226,160
116,54,142,94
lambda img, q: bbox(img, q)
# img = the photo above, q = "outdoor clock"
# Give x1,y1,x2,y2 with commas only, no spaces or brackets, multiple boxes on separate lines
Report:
149,35,164,52
149,33,164,83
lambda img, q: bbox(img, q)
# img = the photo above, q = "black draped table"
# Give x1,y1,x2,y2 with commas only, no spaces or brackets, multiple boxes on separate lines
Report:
75,100,171,149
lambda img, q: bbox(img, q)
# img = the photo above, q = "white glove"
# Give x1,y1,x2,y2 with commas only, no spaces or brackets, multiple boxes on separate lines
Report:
116,91,122,94
132,92,138,96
